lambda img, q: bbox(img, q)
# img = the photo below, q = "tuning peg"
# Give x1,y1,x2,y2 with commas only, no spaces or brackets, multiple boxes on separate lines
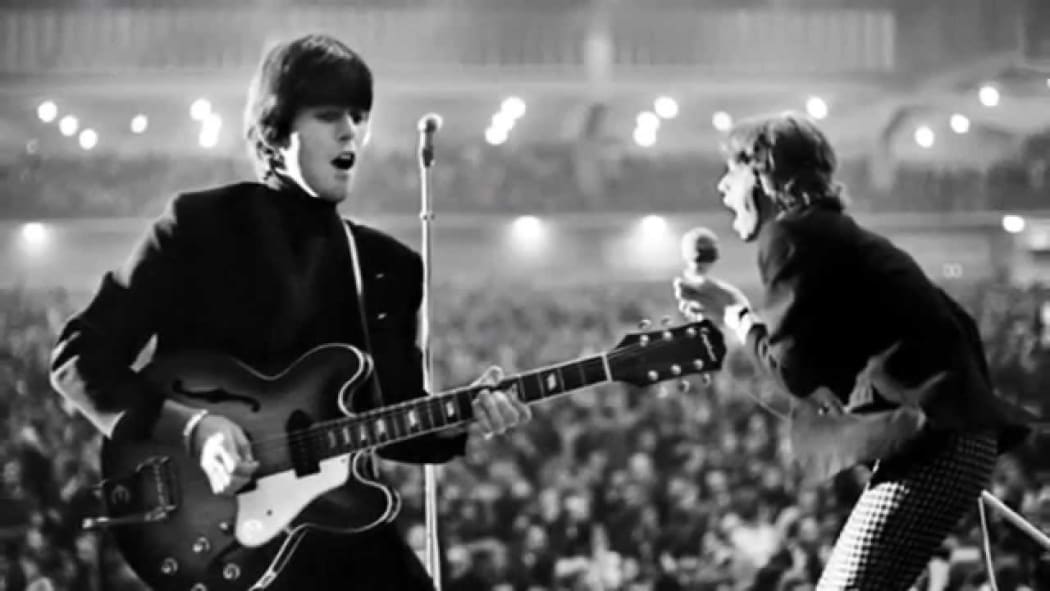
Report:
638,318,652,330
677,380,691,393
686,326,698,338
661,315,673,326
647,370,659,382
670,364,682,376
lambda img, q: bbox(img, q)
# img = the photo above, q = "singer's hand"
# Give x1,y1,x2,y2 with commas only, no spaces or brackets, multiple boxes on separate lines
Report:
673,275,750,328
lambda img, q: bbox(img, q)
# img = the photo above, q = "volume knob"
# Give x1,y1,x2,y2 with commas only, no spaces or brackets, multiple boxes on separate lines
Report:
160,558,178,575
192,537,211,554
223,563,242,581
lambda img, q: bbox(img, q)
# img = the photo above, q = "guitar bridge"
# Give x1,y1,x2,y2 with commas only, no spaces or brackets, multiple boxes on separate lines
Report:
82,456,179,530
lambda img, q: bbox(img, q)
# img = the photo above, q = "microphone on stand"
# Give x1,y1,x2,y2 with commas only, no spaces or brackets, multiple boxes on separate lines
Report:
416,111,444,589
417,113,443,169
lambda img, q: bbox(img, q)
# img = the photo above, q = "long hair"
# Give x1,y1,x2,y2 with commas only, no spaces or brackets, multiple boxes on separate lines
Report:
723,112,847,214
243,34,373,180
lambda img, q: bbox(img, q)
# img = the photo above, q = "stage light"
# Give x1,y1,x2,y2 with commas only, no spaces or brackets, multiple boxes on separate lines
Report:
485,126,508,146
198,113,222,149
510,215,546,255
58,115,78,137
914,126,935,148
1002,214,1026,234
491,111,515,132
78,129,98,150
130,114,148,134
712,111,732,132
633,127,657,147
806,96,828,120
640,215,667,234
501,97,526,120
654,96,679,119
978,85,1000,107
19,222,50,255
636,111,660,131
949,114,970,134
190,98,212,121
37,101,57,123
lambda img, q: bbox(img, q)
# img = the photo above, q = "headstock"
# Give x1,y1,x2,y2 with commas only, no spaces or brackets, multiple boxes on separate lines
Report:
608,319,727,387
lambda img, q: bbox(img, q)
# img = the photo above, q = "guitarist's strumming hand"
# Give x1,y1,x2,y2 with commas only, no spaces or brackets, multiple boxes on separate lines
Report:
190,414,260,497
438,366,533,441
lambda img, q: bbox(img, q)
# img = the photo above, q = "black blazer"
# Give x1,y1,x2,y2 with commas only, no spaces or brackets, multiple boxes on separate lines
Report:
745,201,1031,453
50,178,465,464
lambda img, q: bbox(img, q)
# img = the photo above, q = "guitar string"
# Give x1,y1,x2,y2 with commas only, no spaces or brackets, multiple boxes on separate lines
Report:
243,354,612,455
243,336,714,458
245,338,713,457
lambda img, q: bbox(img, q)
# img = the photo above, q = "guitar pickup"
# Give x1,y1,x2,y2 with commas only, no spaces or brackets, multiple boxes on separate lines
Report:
82,456,179,530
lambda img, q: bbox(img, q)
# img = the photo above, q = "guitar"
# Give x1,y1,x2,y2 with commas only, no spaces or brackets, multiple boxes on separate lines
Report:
92,320,726,590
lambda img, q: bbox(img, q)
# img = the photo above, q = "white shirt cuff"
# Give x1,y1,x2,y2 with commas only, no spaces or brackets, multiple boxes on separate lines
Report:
724,304,759,343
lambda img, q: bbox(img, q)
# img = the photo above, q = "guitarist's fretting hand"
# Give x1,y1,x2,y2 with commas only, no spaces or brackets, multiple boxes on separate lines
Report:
439,366,533,440
191,415,260,497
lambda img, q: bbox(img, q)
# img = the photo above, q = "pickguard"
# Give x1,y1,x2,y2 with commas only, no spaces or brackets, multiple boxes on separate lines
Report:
234,454,351,547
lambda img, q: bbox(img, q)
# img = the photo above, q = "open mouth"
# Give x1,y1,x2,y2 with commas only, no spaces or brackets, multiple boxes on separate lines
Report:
331,152,356,171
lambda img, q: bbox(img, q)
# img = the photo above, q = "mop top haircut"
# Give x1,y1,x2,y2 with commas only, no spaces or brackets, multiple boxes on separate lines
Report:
723,112,847,214
244,33,374,179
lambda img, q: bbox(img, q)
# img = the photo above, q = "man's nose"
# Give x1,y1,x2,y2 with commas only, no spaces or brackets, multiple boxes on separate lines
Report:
336,115,357,141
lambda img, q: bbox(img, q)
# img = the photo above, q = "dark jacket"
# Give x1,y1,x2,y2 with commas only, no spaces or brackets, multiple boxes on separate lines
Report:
50,177,463,589
745,201,1032,458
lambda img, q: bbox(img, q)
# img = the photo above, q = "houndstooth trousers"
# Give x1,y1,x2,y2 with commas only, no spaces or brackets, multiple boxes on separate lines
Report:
817,430,997,591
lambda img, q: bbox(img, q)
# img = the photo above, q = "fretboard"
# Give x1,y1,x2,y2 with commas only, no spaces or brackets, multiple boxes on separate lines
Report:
303,353,612,460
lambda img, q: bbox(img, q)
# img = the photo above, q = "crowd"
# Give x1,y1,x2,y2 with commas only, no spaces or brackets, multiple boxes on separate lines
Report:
0,278,1048,590
2,143,1048,219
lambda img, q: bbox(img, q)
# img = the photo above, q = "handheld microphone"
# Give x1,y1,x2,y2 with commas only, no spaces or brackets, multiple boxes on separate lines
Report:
417,113,443,168
680,226,720,282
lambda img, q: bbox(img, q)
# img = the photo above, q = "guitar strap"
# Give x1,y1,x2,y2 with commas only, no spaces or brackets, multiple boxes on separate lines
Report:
343,220,386,410
250,221,386,591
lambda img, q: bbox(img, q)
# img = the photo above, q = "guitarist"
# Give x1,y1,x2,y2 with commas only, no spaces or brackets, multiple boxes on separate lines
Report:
49,34,531,590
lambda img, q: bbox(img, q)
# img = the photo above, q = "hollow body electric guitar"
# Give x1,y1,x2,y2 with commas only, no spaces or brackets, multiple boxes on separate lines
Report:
92,320,725,590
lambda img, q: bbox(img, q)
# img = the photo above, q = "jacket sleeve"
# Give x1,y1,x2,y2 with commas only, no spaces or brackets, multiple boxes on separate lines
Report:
50,197,190,440
376,252,467,464
743,222,832,399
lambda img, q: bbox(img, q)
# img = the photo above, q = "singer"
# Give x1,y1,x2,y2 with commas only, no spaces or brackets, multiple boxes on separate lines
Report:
674,112,1033,590
49,33,531,591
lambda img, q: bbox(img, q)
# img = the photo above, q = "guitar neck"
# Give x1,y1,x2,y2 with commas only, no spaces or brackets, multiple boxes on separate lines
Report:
310,353,613,458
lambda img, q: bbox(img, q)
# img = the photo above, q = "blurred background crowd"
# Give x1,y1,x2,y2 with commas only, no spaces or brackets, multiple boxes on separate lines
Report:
1,280,1049,590
3,0,1050,589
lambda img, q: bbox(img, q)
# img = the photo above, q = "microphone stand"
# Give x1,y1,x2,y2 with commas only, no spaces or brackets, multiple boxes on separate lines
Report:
417,113,442,591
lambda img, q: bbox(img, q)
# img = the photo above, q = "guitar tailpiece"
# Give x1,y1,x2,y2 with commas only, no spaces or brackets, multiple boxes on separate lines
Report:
82,456,179,530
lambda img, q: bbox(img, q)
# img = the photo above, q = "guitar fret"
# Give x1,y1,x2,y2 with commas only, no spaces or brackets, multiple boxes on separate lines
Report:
456,390,472,422
515,376,529,403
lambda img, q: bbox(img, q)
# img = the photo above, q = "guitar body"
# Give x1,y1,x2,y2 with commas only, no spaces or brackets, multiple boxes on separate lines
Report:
100,344,397,591
93,320,728,591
